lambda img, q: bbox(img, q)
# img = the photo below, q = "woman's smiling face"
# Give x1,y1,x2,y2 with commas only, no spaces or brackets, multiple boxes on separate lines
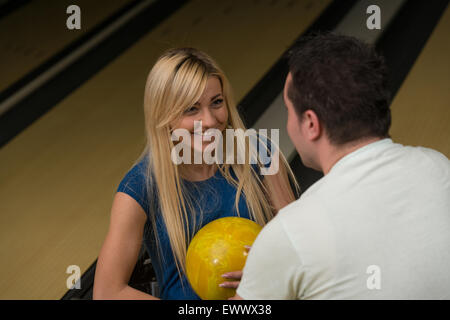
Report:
171,76,229,152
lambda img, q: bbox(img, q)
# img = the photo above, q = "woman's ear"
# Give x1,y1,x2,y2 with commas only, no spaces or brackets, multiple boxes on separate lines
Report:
169,117,180,133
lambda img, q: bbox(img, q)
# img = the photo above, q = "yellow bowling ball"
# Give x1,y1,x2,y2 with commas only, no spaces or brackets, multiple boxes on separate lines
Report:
186,216,262,300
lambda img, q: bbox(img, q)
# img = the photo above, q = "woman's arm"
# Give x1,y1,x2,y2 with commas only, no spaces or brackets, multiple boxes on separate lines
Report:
263,158,297,213
93,192,159,300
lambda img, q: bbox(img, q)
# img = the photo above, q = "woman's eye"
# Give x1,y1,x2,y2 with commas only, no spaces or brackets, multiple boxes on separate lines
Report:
212,99,223,107
184,106,197,114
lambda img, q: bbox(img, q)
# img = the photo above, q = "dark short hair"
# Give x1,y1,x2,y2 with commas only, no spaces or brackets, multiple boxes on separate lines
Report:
287,32,391,145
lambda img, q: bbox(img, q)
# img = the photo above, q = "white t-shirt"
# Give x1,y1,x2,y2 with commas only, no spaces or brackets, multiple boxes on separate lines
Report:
237,139,450,299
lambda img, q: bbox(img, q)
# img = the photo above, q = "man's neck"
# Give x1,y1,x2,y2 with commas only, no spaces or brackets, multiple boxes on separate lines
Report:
320,136,383,175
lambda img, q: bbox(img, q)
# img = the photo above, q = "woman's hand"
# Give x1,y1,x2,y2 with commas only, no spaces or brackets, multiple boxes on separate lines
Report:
219,270,243,289
219,245,251,289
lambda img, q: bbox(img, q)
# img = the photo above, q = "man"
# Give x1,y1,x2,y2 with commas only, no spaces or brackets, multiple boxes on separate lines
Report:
235,33,450,299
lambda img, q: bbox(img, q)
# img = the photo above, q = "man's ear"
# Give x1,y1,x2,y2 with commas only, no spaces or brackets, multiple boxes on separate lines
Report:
302,110,321,141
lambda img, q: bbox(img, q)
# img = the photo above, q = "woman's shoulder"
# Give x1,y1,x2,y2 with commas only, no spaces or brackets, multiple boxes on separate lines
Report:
116,154,155,215
117,154,149,186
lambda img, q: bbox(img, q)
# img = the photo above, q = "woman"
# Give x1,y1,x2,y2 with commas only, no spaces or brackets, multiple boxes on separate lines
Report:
93,48,299,299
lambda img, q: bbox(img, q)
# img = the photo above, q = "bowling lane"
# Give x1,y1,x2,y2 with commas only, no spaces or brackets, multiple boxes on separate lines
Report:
389,4,450,158
0,0,135,94
0,0,331,299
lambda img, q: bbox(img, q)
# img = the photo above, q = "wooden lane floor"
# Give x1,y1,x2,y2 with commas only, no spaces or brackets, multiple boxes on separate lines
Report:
389,5,450,158
0,0,135,94
0,0,331,299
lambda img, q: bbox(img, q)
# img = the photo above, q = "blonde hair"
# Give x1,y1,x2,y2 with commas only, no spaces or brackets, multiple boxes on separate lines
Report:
135,48,299,278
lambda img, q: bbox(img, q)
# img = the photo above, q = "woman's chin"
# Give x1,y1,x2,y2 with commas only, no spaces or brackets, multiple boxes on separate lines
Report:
192,142,212,153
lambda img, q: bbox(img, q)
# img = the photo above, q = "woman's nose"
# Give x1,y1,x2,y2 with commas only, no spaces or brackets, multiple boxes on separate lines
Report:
199,108,218,129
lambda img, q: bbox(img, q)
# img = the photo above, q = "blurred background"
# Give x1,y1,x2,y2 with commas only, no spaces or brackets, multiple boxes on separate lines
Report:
0,0,448,299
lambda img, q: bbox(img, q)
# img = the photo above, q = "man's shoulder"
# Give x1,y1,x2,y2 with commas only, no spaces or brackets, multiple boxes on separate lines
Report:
278,181,328,218
273,189,330,241
411,145,449,167
395,143,449,179
269,190,337,275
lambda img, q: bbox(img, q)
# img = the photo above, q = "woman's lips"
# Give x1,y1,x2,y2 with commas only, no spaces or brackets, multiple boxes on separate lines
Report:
192,130,219,141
